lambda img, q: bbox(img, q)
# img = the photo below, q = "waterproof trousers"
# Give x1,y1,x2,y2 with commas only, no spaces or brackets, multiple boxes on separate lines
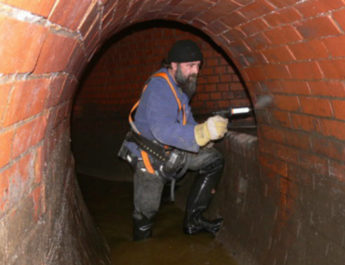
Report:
132,146,224,241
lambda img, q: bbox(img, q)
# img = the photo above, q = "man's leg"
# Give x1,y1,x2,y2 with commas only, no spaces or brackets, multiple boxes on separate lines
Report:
184,146,224,235
133,161,165,241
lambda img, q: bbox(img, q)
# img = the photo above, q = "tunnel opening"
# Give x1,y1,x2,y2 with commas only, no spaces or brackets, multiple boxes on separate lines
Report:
70,19,257,264
71,19,256,180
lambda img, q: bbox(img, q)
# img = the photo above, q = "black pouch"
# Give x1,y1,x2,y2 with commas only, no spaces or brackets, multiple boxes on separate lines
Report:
159,149,189,181
118,140,137,168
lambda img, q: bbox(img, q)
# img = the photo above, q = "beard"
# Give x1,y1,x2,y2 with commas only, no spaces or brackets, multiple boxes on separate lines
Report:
175,65,197,99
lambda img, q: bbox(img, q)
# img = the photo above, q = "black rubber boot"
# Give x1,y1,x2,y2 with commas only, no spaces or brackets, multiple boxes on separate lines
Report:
184,211,223,235
133,215,153,241
183,157,224,236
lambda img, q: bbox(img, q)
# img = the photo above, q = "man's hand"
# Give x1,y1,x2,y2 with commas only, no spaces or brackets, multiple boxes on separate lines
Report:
194,115,228,146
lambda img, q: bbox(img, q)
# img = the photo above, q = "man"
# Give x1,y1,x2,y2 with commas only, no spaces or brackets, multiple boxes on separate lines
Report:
119,39,228,241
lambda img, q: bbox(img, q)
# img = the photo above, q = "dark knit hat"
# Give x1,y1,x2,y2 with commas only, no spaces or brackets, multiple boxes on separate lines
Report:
167,40,203,63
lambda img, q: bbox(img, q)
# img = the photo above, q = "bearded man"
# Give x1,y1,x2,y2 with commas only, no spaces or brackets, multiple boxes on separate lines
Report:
119,39,228,241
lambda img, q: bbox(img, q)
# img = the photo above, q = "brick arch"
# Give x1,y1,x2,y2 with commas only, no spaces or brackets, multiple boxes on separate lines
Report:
73,19,252,121
1,0,345,265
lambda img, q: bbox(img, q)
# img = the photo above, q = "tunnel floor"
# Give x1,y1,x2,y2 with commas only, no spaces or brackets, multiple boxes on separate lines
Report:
78,174,239,265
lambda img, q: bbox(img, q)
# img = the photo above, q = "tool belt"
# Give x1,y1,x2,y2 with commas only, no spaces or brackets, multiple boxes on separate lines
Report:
119,130,189,181
127,130,167,162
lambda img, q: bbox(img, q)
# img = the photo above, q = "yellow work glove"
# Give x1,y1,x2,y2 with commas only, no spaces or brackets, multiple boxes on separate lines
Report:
194,115,228,146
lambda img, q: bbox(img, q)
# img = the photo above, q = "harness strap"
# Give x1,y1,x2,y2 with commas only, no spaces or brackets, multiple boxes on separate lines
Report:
140,150,155,174
154,72,187,126
128,72,186,173
153,73,182,110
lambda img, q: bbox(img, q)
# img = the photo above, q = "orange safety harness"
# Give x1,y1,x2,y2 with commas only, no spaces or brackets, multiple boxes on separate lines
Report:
129,72,187,174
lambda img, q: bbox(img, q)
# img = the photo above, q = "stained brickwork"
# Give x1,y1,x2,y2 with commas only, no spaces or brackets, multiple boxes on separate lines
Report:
0,0,345,265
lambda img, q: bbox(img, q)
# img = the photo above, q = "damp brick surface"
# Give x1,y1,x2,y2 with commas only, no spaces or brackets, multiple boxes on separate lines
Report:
0,0,345,264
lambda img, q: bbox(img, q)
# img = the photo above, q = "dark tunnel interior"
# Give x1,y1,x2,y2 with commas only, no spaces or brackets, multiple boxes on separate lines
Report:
70,20,256,180
70,21,255,264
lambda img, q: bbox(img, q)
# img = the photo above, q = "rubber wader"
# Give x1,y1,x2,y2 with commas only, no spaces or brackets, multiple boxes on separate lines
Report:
183,155,224,235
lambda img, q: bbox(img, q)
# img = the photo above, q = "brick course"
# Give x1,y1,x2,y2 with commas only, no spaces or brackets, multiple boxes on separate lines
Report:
1,0,345,265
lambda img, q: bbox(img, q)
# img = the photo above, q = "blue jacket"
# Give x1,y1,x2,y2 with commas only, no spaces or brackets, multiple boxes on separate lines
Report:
126,67,200,157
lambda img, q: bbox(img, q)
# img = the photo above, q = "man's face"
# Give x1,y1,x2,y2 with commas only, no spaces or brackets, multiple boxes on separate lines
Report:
173,61,201,98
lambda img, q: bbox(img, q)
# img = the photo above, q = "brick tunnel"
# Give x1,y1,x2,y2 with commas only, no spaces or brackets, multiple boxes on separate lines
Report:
1,0,345,264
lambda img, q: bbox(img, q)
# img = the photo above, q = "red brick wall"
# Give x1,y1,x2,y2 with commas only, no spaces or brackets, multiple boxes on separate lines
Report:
73,25,249,119
0,1,109,264
1,1,345,265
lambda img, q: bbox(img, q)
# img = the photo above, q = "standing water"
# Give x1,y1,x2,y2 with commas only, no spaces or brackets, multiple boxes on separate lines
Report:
78,175,239,265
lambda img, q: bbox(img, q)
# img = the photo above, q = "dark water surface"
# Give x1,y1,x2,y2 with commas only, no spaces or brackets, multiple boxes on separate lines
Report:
78,175,238,265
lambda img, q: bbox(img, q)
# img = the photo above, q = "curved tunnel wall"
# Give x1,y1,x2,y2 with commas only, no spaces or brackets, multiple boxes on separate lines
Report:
1,0,345,264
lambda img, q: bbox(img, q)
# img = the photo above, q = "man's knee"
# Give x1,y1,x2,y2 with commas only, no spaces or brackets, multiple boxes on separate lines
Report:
199,150,224,174
188,147,222,170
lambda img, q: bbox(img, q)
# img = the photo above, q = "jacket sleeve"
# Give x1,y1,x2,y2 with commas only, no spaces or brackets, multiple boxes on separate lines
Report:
144,77,200,153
